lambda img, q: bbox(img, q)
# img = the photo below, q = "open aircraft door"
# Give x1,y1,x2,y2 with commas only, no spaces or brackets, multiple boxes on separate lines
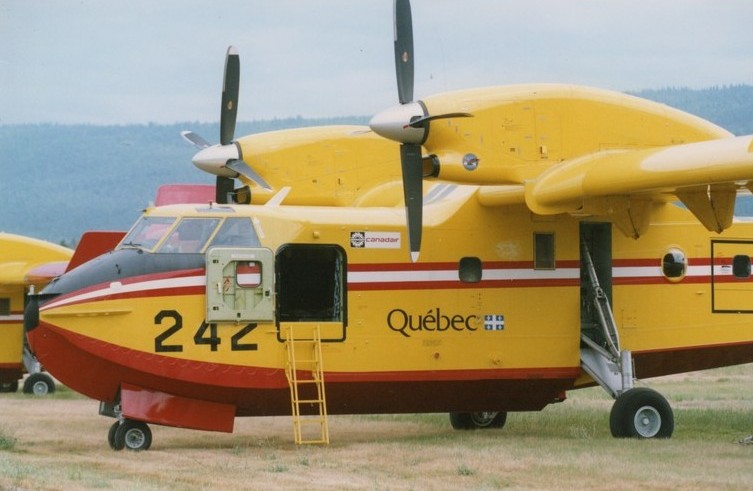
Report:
711,239,753,313
275,244,347,342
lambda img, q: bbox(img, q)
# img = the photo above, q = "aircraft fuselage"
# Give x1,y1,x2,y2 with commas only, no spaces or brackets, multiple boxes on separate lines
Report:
25,188,753,434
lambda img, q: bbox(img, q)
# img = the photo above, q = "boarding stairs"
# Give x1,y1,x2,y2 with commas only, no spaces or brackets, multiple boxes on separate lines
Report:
579,239,634,398
284,324,330,445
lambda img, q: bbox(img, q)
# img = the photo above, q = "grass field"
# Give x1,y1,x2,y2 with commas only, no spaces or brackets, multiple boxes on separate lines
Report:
2,366,753,490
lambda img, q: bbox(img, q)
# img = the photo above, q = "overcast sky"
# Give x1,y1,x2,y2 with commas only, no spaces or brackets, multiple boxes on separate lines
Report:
2,0,752,125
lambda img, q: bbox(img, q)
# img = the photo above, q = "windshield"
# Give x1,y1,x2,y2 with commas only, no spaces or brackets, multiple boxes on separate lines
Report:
119,216,176,251
120,216,261,253
207,217,261,248
158,218,221,253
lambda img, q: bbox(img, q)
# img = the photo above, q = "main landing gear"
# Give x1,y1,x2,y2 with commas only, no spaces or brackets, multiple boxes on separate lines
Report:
449,411,507,430
580,239,674,439
108,419,152,451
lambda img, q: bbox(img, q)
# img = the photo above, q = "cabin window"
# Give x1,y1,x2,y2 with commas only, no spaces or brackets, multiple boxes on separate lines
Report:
0,298,9,316
208,218,260,248
534,232,555,270
119,216,176,251
276,245,346,323
158,218,220,253
733,255,751,279
662,248,687,280
459,257,482,283
236,261,262,288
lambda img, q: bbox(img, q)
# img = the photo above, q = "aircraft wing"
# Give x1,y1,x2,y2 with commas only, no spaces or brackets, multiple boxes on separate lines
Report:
0,260,69,286
523,135,753,237
0,233,72,286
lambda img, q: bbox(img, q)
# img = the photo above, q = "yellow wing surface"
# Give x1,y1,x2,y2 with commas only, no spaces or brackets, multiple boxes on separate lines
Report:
0,233,72,286
230,126,402,207
525,135,753,237
410,84,751,238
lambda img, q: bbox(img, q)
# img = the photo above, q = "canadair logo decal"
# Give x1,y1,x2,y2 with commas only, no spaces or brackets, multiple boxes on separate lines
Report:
350,231,401,249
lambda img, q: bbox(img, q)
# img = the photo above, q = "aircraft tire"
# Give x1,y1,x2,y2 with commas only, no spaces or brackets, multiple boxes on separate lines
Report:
0,381,19,393
22,373,56,395
609,387,674,439
449,411,507,430
108,421,124,451
114,419,152,451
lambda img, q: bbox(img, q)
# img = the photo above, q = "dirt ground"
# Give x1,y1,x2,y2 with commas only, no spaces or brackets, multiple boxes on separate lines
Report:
2,368,753,490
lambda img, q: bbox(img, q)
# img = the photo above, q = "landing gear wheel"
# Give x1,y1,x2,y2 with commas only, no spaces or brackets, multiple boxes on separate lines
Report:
23,373,56,395
0,381,18,393
450,411,507,430
610,387,674,438
108,421,124,450
112,420,152,451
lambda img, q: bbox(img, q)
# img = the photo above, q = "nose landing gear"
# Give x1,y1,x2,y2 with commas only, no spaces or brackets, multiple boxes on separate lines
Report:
108,419,153,451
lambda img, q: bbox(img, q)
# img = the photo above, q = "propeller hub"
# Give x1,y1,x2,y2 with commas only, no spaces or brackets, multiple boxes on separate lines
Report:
191,143,241,177
369,101,428,145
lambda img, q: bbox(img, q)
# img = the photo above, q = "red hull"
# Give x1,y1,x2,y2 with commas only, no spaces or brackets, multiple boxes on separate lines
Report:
28,321,578,426
28,319,753,432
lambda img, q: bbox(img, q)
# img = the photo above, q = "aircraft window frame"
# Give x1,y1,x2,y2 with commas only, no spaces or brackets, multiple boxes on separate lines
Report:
661,247,687,282
207,217,261,249
459,257,482,283
732,255,751,279
157,218,222,254
119,216,177,252
533,232,556,270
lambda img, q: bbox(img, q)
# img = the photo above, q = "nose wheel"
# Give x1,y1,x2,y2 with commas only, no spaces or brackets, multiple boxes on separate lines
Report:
108,419,152,451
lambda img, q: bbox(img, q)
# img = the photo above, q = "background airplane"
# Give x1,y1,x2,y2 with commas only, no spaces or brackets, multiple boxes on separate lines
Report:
0,233,71,393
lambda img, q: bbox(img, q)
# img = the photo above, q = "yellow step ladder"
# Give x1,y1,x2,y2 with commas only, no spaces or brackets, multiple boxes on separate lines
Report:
284,324,330,445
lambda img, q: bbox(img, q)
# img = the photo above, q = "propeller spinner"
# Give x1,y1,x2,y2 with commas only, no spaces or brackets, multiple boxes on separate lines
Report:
182,46,271,204
370,0,471,262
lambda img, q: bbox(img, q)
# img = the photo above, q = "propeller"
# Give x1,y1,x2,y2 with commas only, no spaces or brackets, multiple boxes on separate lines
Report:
182,46,271,204
370,0,471,262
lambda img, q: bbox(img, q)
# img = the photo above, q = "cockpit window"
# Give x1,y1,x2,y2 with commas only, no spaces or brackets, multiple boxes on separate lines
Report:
208,218,260,248
119,216,176,251
158,218,221,253
120,216,261,254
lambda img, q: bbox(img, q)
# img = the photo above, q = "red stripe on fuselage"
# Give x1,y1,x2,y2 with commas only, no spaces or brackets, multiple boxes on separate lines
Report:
28,319,580,415
40,268,205,310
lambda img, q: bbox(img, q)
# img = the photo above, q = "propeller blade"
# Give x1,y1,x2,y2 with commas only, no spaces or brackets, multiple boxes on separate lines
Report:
400,143,423,262
394,0,414,104
226,159,272,190
216,176,234,204
180,130,211,149
220,46,240,145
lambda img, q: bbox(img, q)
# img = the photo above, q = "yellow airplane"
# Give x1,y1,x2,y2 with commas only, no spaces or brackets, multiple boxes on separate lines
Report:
0,233,71,394
24,0,753,451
